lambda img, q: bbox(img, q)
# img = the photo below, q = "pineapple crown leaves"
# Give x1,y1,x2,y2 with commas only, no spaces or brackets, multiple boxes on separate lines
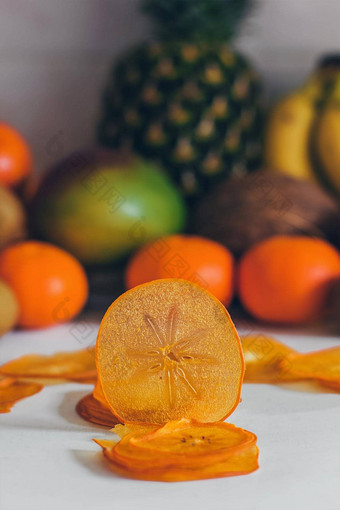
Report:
142,0,256,43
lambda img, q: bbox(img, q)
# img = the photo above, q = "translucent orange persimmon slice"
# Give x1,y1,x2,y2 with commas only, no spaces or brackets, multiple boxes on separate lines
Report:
287,347,340,386
96,279,244,424
241,335,297,383
94,419,259,482
128,419,257,465
110,444,259,482
92,378,109,406
76,393,121,427
76,379,121,427
0,347,96,383
0,376,43,413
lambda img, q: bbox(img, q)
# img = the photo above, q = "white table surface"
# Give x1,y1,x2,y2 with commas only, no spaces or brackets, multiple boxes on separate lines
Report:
1,317,340,510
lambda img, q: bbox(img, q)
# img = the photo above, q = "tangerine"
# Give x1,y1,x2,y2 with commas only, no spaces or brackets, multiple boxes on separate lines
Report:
0,123,32,187
0,241,88,328
126,235,234,305
238,236,340,324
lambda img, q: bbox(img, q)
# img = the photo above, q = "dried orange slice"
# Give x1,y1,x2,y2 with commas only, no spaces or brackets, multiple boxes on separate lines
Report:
76,393,121,427
0,347,96,383
241,335,297,383
94,419,259,482
0,376,43,413
96,279,244,424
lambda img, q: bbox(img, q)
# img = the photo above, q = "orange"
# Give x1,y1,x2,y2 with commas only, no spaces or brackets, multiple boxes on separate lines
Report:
126,235,234,306
96,279,244,424
0,241,88,329
0,123,32,187
238,236,340,324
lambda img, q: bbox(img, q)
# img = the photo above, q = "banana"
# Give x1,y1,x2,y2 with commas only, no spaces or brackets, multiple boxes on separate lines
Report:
265,80,321,182
316,78,340,194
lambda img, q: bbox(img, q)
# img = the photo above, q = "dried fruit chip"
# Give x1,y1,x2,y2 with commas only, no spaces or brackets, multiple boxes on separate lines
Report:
92,378,109,407
76,393,121,427
241,335,297,383
242,336,340,391
0,376,43,413
109,444,259,482
0,347,96,383
94,419,259,482
96,279,244,424
130,419,257,463
319,380,340,392
286,347,340,386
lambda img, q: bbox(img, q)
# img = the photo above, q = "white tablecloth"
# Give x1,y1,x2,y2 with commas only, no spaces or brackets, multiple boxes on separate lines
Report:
1,319,340,510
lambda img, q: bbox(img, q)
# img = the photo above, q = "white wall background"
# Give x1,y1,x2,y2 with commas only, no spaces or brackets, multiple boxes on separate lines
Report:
0,0,339,172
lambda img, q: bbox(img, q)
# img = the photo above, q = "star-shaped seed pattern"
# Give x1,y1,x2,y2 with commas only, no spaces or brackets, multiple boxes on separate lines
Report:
128,306,218,406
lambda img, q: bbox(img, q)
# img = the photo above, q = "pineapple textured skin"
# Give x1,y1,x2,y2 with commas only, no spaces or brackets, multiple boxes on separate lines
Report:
98,42,263,197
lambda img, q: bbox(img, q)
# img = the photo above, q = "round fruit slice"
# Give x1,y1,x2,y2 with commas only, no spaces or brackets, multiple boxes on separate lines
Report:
131,419,255,450
109,444,259,482
96,279,244,424
288,347,340,384
123,420,257,467
241,335,297,383
94,419,259,482
76,393,121,428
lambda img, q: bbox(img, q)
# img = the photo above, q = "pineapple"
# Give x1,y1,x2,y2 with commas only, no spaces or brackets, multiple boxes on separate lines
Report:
97,0,263,197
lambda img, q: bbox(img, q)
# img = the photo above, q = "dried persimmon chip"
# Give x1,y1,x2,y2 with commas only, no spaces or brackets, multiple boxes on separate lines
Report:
97,279,244,424
319,380,340,392
0,347,96,383
286,347,340,386
92,378,109,406
76,393,121,427
94,419,259,482
130,419,257,461
0,376,43,413
109,444,259,482
241,335,297,383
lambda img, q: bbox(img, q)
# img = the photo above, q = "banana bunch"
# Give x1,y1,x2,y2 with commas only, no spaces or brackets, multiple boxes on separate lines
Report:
265,56,340,197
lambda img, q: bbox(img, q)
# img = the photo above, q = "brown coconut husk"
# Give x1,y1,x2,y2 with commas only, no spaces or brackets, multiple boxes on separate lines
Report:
193,170,340,257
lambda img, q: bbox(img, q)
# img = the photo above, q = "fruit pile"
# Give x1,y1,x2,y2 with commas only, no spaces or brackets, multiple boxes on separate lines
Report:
265,55,340,198
0,123,87,334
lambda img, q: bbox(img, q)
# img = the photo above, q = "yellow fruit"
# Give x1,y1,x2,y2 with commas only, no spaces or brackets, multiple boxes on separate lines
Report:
265,81,321,182
0,280,19,336
316,86,340,194
0,185,27,250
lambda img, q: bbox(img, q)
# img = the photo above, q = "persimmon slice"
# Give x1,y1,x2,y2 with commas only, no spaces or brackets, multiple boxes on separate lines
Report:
92,378,109,406
96,279,244,424
94,419,259,482
76,393,121,427
287,347,340,386
0,347,96,383
109,444,259,482
241,335,297,383
0,376,43,413
130,419,257,460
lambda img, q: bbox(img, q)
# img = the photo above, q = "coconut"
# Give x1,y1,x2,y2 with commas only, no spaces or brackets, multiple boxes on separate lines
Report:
0,185,27,250
193,170,340,257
